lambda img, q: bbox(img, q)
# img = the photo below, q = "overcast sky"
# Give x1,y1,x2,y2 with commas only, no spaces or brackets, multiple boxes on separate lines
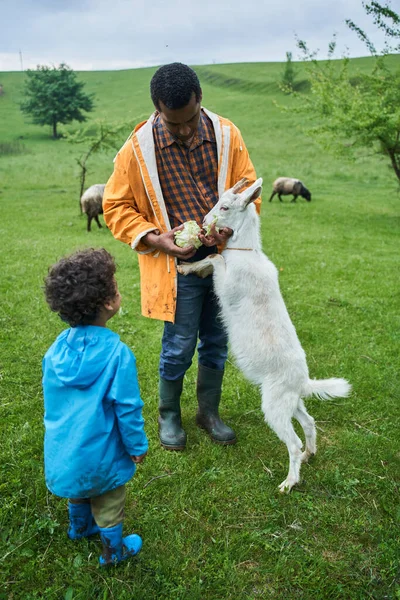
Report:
0,0,394,71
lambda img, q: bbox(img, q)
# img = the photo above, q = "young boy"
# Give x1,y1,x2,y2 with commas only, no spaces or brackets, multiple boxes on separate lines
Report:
42,248,148,566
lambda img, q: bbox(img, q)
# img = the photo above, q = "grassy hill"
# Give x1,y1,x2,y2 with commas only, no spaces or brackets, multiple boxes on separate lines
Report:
0,58,399,600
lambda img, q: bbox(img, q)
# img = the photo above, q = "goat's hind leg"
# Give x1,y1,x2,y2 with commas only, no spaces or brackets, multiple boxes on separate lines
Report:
294,399,316,463
277,421,303,493
261,386,303,493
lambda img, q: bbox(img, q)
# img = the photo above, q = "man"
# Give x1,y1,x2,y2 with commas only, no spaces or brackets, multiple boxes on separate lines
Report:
103,62,260,451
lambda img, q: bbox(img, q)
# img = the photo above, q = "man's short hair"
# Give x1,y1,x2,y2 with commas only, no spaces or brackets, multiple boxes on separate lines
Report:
150,62,201,111
44,248,117,327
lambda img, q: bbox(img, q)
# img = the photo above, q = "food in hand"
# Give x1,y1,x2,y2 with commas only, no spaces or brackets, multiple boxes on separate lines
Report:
174,221,203,249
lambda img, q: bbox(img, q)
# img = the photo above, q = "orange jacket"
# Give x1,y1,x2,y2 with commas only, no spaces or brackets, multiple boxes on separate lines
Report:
103,108,260,323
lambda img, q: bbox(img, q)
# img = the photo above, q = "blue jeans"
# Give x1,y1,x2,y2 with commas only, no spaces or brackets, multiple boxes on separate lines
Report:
159,268,228,381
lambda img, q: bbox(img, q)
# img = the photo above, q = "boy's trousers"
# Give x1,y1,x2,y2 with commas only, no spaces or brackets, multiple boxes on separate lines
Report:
70,485,126,528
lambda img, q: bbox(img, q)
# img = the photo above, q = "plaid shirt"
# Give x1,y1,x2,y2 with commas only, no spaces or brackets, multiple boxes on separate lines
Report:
152,110,219,229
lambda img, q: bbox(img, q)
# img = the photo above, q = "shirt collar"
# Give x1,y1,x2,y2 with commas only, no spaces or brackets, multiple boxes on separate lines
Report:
154,109,214,150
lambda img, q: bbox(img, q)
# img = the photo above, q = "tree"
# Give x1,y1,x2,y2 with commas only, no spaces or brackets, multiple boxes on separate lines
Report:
67,117,145,212
281,51,296,92
20,63,94,139
290,2,400,185
346,1,400,55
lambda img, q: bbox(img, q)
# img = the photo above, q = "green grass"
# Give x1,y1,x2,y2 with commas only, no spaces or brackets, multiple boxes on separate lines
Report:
0,58,399,600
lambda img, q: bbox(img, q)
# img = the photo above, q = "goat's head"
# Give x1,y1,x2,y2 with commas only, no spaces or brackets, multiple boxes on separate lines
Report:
204,177,263,238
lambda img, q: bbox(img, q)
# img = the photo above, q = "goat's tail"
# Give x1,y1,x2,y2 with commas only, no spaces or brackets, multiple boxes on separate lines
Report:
303,378,351,400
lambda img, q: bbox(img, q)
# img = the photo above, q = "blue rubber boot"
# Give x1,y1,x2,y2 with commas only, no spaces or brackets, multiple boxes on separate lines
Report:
99,523,142,567
67,502,100,540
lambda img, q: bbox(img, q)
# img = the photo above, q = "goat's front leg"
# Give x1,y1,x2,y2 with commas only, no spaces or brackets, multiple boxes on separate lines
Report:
177,254,225,279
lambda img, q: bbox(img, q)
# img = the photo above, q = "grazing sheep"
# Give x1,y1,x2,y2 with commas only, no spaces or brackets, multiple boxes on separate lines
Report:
80,184,106,231
269,177,311,203
178,178,350,493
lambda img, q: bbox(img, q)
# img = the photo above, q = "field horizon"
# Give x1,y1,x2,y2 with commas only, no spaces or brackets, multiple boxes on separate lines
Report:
0,57,399,600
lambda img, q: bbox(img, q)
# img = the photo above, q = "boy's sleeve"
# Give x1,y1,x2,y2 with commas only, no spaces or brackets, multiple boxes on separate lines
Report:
108,345,149,456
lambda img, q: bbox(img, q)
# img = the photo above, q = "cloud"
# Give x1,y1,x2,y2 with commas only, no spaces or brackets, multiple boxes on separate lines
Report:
0,0,391,71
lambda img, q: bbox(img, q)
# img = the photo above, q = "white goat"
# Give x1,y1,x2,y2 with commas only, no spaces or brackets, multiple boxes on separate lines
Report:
178,178,351,492
80,184,105,232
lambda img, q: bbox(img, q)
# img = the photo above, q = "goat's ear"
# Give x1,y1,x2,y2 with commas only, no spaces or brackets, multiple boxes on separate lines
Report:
240,178,263,208
246,186,262,204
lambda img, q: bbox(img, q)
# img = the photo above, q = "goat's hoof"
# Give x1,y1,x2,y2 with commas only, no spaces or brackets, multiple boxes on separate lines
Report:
301,450,315,463
177,264,191,275
278,479,297,493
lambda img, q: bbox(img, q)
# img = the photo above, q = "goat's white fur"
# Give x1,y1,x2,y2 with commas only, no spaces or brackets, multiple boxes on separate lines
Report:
177,177,351,492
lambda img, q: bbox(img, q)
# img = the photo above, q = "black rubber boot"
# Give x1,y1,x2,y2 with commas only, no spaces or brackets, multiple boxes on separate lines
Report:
196,364,236,445
158,377,187,450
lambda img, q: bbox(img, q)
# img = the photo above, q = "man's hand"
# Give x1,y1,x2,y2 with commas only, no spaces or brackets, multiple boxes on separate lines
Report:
131,451,147,464
198,224,233,247
142,226,197,259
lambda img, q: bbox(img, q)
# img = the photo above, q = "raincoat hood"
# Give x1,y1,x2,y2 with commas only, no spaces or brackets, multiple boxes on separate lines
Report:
47,326,120,388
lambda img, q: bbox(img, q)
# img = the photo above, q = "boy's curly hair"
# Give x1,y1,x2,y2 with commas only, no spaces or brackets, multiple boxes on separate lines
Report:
44,248,117,327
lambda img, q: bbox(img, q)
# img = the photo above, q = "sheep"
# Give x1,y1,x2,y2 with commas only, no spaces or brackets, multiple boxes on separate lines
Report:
80,184,106,231
269,177,311,203
177,177,350,493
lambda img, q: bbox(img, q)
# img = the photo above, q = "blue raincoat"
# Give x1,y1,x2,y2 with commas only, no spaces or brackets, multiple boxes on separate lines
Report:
42,326,148,498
